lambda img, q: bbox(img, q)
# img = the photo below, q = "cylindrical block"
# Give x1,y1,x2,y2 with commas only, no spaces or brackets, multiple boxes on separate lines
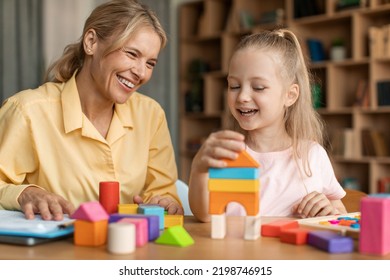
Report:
107,223,135,254
99,181,120,214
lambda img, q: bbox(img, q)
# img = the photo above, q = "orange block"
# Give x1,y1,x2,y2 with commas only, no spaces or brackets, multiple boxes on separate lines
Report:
223,150,259,168
261,220,299,237
209,191,259,215
74,219,108,246
280,228,309,245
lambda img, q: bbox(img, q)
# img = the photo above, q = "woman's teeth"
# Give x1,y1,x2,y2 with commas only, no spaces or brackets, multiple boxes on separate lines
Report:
117,75,135,89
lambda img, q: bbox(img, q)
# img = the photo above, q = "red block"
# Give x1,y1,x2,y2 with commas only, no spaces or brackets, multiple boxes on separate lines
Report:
261,220,299,237
99,181,120,214
280,228,309,245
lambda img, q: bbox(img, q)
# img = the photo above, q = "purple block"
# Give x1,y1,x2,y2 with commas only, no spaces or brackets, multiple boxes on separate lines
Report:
307,230,354,253
109,214,160,241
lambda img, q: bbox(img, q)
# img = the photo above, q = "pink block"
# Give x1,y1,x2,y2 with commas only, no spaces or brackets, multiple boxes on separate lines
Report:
71,201,109,222
359,196,390,255
118,218,148,247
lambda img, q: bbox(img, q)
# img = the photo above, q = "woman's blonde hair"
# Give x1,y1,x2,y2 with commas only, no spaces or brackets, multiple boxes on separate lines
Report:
230,29,325,177
45,0,167,82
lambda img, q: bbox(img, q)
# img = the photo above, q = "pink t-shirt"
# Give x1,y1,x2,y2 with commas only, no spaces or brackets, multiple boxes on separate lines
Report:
225,142,346,217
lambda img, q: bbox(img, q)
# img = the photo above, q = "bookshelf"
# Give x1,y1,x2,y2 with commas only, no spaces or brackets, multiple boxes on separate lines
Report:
178,0,390,195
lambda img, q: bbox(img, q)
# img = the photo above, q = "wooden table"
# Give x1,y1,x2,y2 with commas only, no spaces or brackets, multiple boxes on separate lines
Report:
0,216,388,260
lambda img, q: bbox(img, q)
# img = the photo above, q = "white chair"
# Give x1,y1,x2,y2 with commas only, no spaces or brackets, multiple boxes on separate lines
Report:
176,179,193,216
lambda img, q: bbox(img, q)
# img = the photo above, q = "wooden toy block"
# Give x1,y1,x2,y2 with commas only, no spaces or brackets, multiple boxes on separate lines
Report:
208,178,259,193
280,228,309,245
209,191,259,215
107,223,136,254
211,214,226,239
155,225,194,247
359,196,390,255
261,220,299,237
71,201,109,222
118,204,138,214
223,150,259,167
109,213,160,241
74,219,108,246
137,204,165,229
209,167,259,180
99,181,120,214
244,215,261,240
118,218,148,247
164,214,184,228
307,230,354,253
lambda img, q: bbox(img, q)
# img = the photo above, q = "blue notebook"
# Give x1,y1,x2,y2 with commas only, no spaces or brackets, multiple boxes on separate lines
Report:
0,210,74,238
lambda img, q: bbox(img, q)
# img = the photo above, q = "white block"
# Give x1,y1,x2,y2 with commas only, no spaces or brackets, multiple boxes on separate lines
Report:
244,214,261,240
107,223,136,254
211,214,226,239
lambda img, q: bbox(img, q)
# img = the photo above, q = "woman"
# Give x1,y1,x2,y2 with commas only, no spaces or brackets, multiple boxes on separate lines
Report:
0,0,183,220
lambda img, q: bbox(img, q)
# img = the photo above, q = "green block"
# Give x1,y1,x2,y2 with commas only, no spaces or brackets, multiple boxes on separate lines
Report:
155,225,194,247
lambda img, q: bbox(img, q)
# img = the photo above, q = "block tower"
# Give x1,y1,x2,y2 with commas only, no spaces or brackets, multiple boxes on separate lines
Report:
208,150,260,240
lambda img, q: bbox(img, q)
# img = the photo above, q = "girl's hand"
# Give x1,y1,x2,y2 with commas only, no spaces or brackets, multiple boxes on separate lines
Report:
191,130,245,174
18,186,75,221
292,191,342,218
133,195,184,215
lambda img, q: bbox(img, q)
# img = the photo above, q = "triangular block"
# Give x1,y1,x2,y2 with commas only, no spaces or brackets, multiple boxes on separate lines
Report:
155,225,194,247
223,150,259,167
71,201,109,222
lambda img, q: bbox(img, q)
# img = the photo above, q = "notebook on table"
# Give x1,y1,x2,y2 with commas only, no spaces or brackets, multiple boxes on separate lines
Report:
0,210,75,246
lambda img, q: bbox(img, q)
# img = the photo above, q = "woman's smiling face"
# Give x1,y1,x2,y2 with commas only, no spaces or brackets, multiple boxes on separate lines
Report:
89,26,161,104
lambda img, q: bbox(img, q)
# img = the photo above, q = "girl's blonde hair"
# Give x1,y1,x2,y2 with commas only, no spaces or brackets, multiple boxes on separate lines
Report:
231,29,325,177
45,0,167,82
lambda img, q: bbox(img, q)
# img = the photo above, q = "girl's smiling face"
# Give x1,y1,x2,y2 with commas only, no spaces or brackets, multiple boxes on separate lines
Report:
227,48,296,134
88,26,161,104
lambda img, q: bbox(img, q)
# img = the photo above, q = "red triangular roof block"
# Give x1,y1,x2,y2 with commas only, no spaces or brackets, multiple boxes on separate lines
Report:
223,150,259,167
71,201,109,222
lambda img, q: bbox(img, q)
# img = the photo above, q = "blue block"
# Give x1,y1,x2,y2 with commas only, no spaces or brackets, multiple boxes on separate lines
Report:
209,167,259,180
307,230,354,253
109,214,160,241
369,193,390,198
137,204,165,229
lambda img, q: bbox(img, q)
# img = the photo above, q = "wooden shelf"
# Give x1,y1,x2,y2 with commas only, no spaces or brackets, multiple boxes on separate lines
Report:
178,0,390,194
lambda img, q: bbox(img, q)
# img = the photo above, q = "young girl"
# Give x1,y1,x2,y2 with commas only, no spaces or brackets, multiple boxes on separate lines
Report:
188,29,347,222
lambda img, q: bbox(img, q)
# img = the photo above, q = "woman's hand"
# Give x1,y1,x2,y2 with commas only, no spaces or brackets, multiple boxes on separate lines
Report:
133,195,184,215
18,186,75,221
292,191,346,218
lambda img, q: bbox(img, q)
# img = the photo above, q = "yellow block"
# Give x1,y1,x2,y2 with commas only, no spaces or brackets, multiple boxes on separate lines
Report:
118,204,138,214
208,179,259,193
164,214,184,228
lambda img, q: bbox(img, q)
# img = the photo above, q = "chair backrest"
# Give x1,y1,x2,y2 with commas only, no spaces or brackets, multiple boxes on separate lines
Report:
341,188,367,212
176,180,193,216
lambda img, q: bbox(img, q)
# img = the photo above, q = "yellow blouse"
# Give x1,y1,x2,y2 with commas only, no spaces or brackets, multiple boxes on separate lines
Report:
0,74,179,210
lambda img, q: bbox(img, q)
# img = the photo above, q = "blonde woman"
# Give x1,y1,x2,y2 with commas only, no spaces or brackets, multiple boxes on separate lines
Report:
0,0,183,220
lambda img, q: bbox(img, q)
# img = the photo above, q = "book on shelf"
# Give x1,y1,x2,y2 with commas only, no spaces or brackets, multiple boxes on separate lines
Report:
307,39,325,62
258,9,284,25
354,79,370,108
376,80,390,106
331,128,355,158
361,129,389,157
378,177,390,193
